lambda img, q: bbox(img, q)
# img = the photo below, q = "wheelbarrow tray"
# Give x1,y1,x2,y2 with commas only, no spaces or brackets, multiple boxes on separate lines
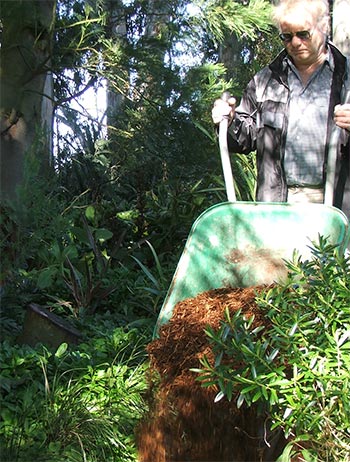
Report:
155,201,349,334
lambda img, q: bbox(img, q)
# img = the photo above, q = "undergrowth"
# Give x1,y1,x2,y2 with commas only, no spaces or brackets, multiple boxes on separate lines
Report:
0,325,150,462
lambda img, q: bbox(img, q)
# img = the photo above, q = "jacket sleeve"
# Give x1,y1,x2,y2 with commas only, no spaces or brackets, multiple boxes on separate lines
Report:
227,77,259,154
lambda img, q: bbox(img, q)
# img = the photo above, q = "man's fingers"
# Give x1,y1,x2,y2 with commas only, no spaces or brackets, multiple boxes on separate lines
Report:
334,104,350,131
212,96,236,124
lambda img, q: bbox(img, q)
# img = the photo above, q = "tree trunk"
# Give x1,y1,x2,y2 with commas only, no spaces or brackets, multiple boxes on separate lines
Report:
138,0,173,100
103,0,127,124
0,0,56,200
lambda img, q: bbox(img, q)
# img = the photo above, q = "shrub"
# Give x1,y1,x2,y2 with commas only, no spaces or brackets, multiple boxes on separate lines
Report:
196,238,350,461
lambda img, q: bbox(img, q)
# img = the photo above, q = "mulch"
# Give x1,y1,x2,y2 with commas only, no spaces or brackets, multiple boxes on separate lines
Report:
136,286,287,462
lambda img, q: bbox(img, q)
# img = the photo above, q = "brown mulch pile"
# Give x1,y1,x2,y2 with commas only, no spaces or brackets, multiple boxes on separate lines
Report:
136,286,287,462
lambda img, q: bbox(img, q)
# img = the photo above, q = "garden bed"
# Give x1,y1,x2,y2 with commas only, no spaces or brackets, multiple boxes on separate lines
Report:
137,286,287,461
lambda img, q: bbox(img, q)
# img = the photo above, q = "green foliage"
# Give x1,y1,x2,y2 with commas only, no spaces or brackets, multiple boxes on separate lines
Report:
53,0,267,219
191,0,273,44
2,149,227,329
1,1,285,460
131,240,169,314
195,238,350,461
1,187,122,317
0,326,150,462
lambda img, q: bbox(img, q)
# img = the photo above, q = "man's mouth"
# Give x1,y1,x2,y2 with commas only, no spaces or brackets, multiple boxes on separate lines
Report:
292,49,307,54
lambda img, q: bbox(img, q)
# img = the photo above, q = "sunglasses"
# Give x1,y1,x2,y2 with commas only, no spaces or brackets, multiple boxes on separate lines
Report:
279,30,313,42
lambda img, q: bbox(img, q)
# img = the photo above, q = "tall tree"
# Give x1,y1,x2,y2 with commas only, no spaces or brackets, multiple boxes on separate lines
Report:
0,0,56,200
103,0,127,123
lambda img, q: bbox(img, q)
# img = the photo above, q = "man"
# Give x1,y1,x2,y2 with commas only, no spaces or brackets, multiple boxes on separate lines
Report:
212,0,350,217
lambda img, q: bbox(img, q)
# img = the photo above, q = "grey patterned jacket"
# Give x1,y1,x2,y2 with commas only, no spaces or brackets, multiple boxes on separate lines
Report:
227,41,350,217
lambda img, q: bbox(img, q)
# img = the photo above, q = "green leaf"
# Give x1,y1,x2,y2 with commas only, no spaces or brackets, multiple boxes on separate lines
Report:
267,348,279,362
252,390,261,403
131,256,159,288
55,343,68,358
288,322,298,336
226,381,233,401
37,267,57,289
276,442,294,462
214,391,225,403
215,351,223,367
85,205,95,221
237,393,245,409
94,228,113,242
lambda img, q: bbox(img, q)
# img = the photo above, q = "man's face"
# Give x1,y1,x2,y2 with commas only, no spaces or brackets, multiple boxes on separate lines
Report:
279,9,327,68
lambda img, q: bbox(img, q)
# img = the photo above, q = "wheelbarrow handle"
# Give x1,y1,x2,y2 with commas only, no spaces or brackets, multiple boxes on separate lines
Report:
219,92,236,202
324,88,350,206
324,125,341,206
219,119,236,202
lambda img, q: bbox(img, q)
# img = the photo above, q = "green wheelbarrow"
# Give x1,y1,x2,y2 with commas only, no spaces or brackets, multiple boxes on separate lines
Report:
154,98,350,336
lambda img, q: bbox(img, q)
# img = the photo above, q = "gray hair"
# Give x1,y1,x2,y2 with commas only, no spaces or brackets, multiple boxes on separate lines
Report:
272,0,330,34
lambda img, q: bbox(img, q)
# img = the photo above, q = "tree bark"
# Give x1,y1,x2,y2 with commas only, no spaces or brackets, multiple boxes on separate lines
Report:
0,0,56,200
219,34,244,82
103,0,127,124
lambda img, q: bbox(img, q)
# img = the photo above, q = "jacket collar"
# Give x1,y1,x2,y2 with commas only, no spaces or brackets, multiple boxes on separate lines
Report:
269,41,347,81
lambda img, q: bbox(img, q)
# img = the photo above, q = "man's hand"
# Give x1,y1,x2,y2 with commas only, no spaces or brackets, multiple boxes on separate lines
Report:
334,103,350,131
211,97,236,125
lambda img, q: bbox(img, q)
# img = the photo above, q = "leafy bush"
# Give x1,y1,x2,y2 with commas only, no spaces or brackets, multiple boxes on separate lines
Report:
0,326,150,462
196,238,350,461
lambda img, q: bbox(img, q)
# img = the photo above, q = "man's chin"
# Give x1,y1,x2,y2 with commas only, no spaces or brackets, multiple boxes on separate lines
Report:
291,51,311,63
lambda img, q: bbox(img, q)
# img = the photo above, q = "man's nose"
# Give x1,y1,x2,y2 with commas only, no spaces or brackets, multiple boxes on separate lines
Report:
291,35,303,45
